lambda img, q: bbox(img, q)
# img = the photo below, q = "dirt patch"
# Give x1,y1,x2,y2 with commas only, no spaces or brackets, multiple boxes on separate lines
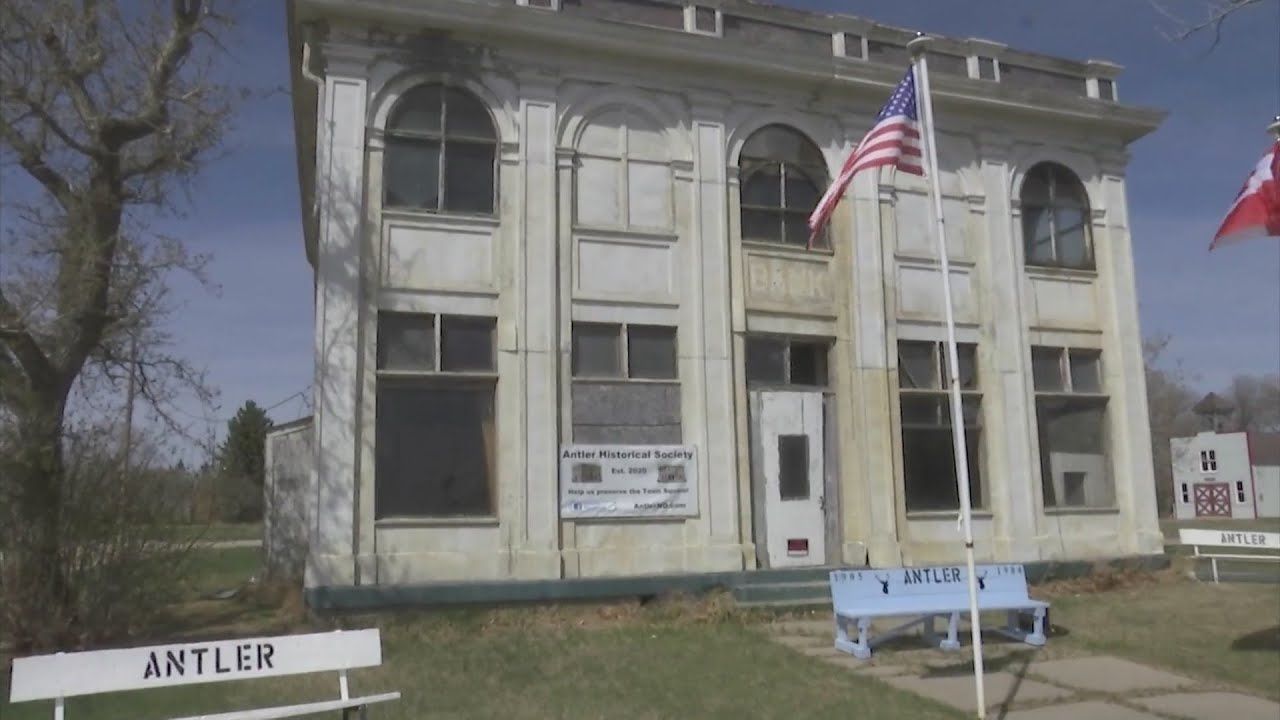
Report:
1034,563,1183,599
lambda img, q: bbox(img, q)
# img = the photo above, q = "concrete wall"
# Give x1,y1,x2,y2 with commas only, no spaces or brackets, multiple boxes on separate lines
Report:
264,419,315,580
295,2,1162,587
1253,466,1280,519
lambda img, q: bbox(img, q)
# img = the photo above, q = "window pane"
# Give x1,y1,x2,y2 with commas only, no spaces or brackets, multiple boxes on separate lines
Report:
742,166,781,206
784,167,820,210
572,323,621,377
384,138,440,209
978,57,997,80
441,316,495,371
628,325,677,379
741,125,825,168
778,435,810,500
443,141,495,213
694,6,717,32
742,208,783,243
1037,396,1111,507
900,395,943,427
898,341,937,389
745,337,786,384
1023,206,1054,264
375,383,495,518
942,343,978,390
377,313,434,371
902,423,983,511
783,212,812,246
1055,207,1090,267
789,341,828,386
577,157,621,226
1069,350,1102,393
1098,78,1115,101
444,88,495,140
388,85,442,134
1031,347,1064,391
1021,166,1050,206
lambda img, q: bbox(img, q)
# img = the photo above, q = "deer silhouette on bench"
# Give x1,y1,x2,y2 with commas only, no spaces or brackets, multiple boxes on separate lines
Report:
7,628,399,720
829,564,1049,659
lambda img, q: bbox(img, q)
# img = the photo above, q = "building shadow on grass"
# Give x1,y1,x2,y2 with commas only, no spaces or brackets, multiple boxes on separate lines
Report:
1231,626,1280,652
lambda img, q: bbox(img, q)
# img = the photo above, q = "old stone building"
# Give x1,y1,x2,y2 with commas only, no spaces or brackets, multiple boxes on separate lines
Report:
285,0,1165,592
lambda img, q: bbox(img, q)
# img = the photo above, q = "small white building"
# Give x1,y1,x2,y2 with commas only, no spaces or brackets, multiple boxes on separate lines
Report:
1171,431,1280,520
285,0,1165,593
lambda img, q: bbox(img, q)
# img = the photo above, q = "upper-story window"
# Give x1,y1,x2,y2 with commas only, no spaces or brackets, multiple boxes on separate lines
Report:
1021,162,1092,270
383,84,497,214
740,125,829,249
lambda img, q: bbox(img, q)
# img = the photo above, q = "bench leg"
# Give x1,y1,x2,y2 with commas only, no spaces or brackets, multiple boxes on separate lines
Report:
1211,557,1219,584
342,705,370,720
938,612,960,652
833,616,873,659
1026,607,1047,646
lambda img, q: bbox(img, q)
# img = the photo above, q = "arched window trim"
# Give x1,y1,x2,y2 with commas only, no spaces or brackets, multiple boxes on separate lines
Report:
1020,162,1094,271
382,84,499,216
738,124,829,249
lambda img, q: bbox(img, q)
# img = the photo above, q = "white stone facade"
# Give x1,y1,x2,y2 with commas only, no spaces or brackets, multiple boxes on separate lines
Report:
287,0,1166,588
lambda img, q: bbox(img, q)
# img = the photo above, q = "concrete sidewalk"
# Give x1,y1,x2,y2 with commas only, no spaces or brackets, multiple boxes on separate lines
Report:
767,617,1280,720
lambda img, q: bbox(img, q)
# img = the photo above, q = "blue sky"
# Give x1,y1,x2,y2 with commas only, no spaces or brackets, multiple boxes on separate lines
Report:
138,0,1280,452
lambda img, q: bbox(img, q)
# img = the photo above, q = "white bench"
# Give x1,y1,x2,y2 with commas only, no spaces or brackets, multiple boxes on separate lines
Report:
1179,528,1280,583
829,563,1048,659
7,628,400,719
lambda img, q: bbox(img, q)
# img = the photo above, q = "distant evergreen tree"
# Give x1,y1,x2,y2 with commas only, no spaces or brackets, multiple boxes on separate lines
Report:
217,401,274,521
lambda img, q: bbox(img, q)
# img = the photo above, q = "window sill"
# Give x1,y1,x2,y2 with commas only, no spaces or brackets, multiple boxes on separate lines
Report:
906,510,994,521
573,225,678,243
381,207,501,227
1043,506,1120,516
741,240,834,257
376,516,500,528
1025,264,1098,281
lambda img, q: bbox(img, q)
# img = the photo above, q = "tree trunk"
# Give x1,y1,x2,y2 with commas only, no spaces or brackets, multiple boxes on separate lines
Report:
7,393,75,650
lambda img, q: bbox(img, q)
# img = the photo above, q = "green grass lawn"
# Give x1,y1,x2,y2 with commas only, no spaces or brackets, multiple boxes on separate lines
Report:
3,609,963,719
3,548,962,720
1046,576,1280,699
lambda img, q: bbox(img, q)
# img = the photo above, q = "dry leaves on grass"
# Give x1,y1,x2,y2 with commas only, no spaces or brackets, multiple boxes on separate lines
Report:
1034,564,1181,599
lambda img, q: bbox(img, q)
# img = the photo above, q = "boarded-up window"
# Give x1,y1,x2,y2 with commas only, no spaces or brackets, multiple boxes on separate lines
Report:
572,323,680,443
1001,63,1088,96
561,0,683,29
897,340,984,512
722,15,828,54
1033,345,1112,509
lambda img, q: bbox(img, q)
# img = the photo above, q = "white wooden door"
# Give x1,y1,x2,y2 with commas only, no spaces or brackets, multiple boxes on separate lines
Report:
756,391,825,568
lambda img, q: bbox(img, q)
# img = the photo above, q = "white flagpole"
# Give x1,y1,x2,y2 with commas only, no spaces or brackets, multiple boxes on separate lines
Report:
907,34,987,718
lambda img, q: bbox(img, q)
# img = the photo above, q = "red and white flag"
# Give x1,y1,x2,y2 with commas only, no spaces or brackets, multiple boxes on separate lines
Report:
808,68,924,247
1210,139,1280,250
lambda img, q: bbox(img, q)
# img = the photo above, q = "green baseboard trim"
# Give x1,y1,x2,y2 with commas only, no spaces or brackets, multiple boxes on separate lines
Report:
305,554,1171,611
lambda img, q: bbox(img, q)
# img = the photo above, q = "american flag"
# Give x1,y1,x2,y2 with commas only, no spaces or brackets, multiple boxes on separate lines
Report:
808,68,924,246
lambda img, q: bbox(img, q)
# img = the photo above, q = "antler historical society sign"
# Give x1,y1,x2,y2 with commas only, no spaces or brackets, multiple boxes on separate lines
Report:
559,445,699,519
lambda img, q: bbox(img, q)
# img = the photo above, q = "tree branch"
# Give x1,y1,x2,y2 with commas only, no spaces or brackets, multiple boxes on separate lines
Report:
0,115,75,206
99,0,204,149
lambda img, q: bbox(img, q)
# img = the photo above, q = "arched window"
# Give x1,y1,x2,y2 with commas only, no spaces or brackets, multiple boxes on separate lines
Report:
739,125,828,248
1021,163,1092,269
383,85,497,214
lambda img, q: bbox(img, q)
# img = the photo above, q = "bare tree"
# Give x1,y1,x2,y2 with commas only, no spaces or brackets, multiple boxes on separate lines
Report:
1151,0,1272,48
1143,335,1201,516
1225,374,1280,433
0,0,235,649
